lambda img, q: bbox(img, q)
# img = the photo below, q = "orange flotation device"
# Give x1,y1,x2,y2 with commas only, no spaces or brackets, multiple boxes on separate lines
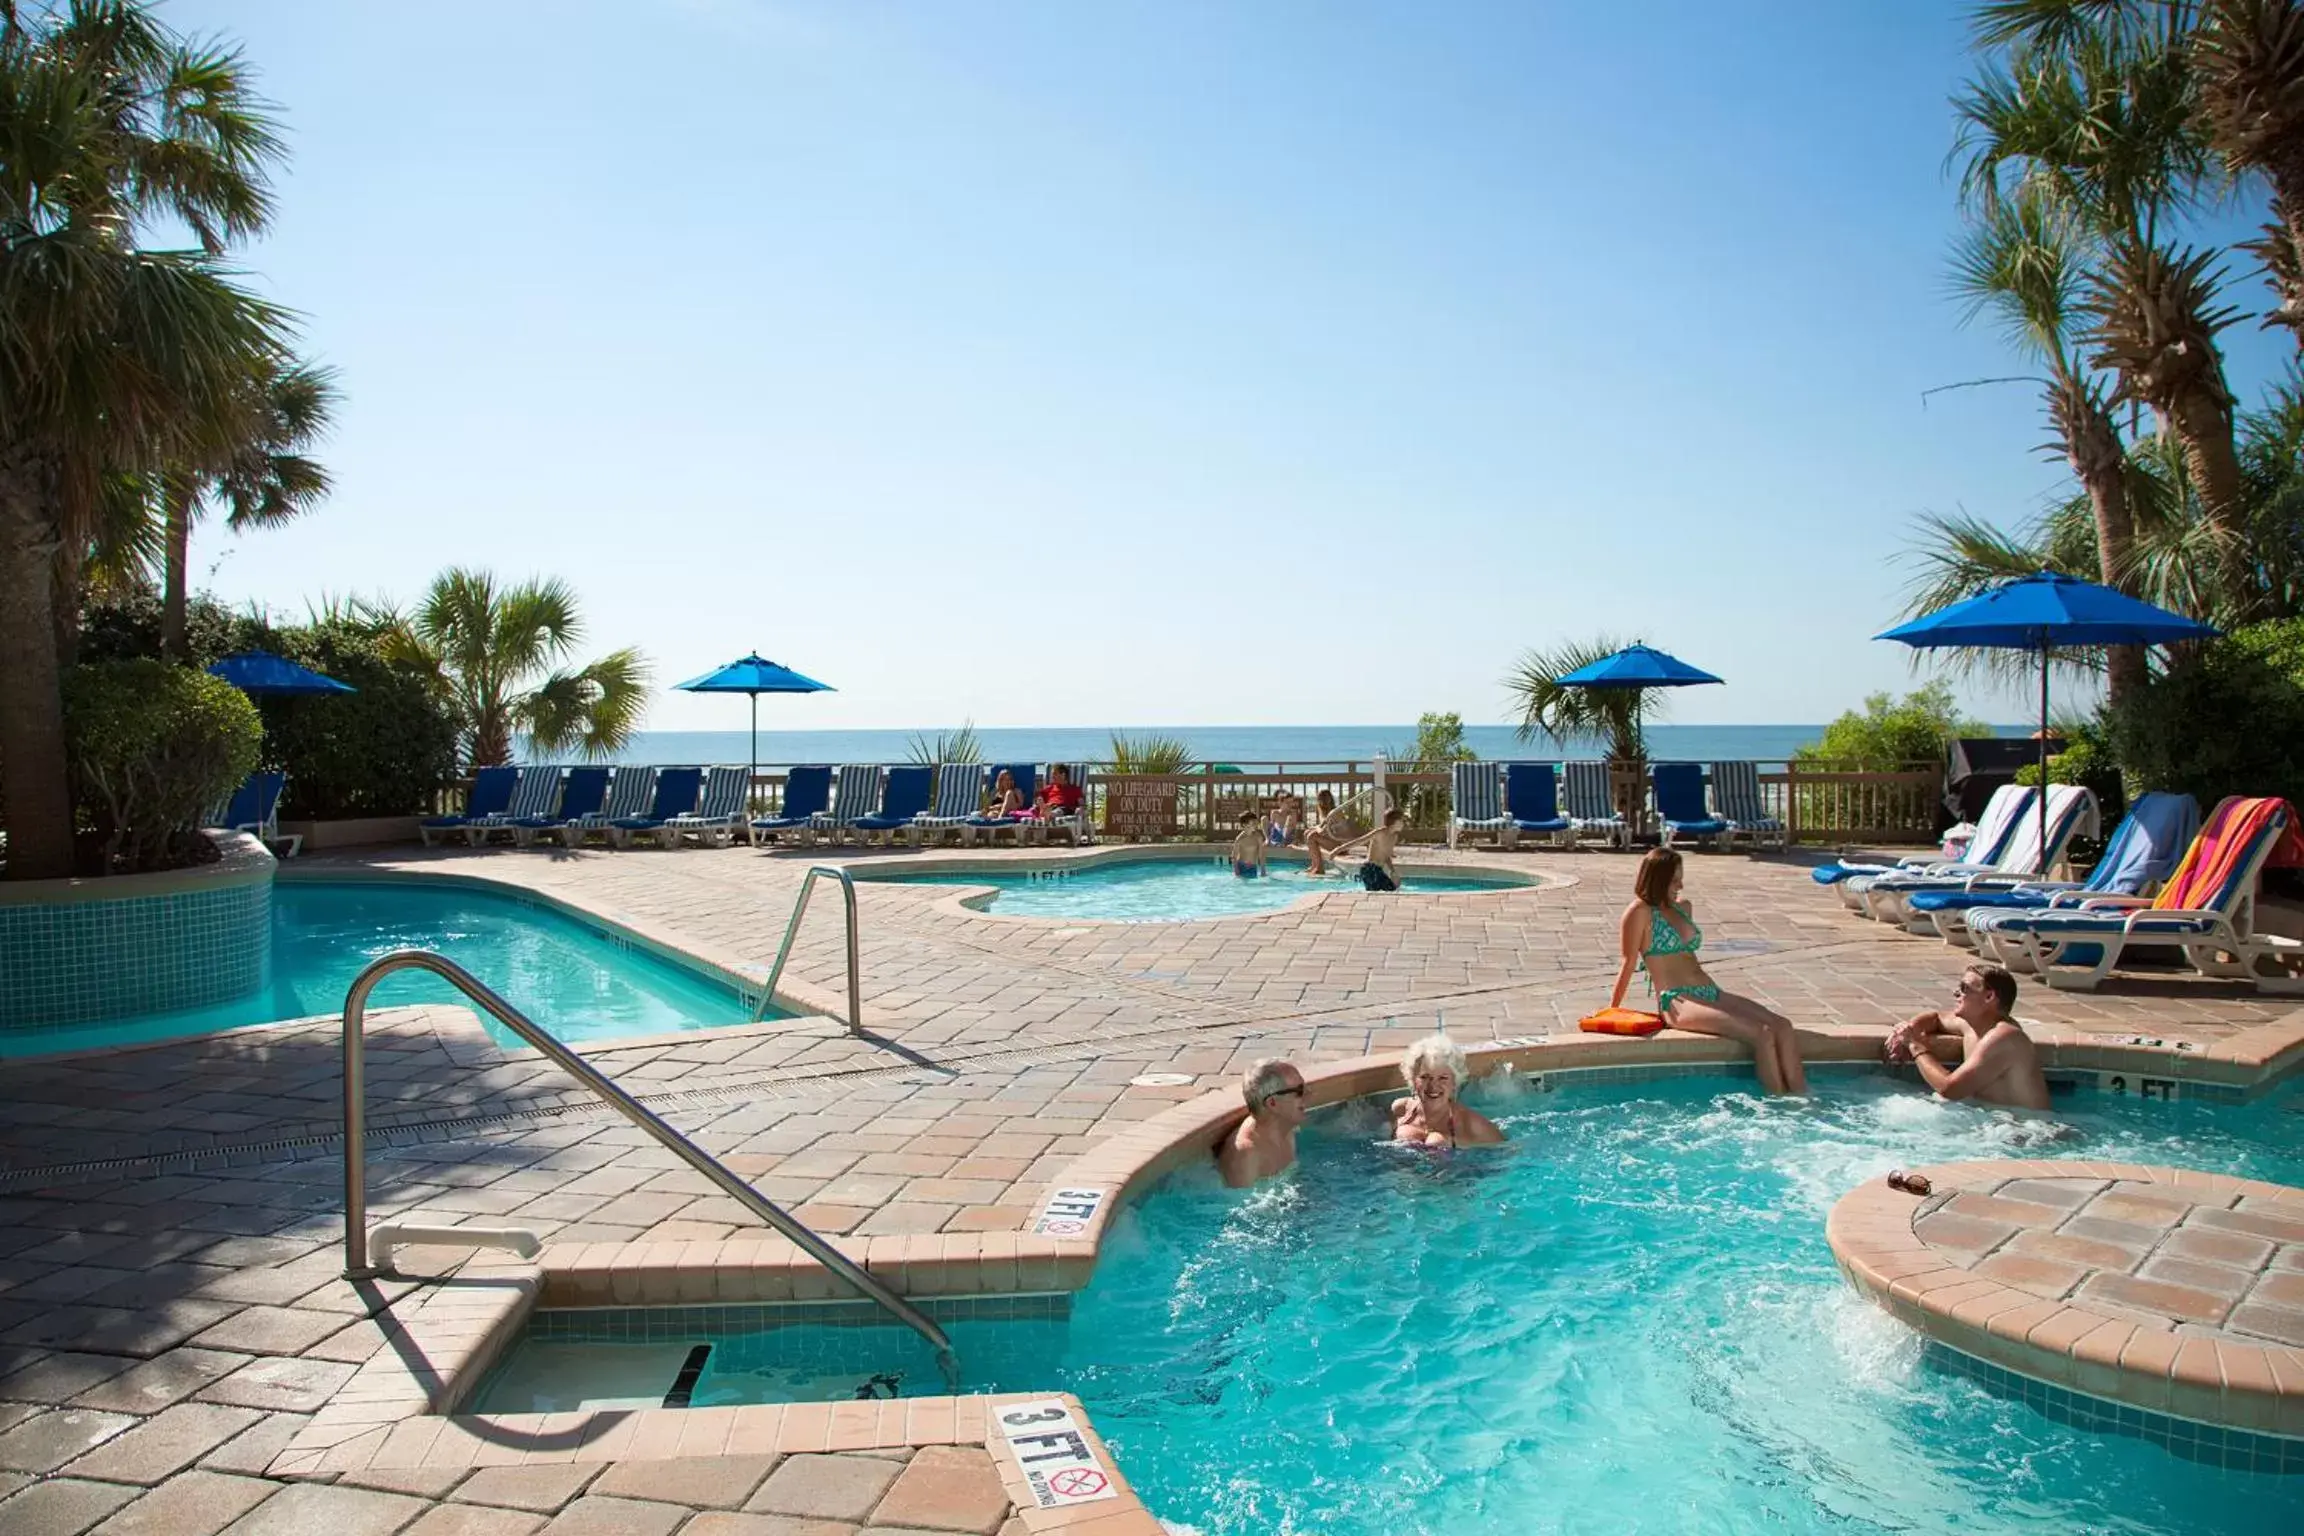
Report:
1579,1007,1667,1037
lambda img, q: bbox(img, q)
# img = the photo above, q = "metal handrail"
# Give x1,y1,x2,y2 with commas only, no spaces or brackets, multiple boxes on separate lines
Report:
340,949,956,1385
757,865,862,1029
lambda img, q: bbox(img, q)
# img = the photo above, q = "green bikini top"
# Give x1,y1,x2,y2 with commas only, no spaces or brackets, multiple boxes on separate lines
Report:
1644,903,1702,958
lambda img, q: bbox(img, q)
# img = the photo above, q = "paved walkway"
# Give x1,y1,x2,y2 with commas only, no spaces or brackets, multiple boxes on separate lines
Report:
2,841,2298,1533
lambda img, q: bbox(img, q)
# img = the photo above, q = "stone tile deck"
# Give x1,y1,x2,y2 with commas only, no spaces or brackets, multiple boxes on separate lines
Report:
3,841,2301,1531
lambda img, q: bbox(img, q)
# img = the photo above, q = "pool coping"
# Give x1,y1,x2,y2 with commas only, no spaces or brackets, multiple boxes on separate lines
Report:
844,841,1563,926
1826,1159,2304,1443
269,1020,2304,1506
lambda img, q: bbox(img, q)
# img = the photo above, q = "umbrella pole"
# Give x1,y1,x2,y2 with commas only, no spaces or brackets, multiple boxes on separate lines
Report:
749,693,760,817
2038,646,2051,862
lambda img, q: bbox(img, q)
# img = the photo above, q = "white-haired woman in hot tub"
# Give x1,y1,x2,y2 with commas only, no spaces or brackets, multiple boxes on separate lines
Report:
1391,1034,1505,1148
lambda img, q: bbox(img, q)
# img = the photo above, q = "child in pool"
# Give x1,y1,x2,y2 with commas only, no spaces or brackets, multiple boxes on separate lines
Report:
1391,1033,1505,1147
1335,808,1404,891
1230,812,1268,879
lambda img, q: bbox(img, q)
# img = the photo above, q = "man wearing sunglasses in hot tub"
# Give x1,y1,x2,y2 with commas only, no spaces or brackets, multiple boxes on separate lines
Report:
1218,1059,1307,1187
1883,963,2050,1112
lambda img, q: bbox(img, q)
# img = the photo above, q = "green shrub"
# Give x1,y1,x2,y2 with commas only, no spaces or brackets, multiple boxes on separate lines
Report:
64,661,262,872
250,621,459,818
907,720,984,767
1108,733,1194,774
1795,682,1991,769
2106,619,2304,808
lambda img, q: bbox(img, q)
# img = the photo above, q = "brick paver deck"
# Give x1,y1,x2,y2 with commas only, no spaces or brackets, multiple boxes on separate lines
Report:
3,839,2300,1531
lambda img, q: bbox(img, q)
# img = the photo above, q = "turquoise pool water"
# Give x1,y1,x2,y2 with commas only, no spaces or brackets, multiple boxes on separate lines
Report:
484,1073,2304,1533
1,879,759,1057
870,856,1531,920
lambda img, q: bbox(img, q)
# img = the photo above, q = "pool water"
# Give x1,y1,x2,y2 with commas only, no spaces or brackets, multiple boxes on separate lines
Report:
484,1073,2304,1534
871,856,1530,920
1,879,759,1057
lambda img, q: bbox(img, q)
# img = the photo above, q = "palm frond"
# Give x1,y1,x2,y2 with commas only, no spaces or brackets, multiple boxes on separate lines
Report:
1502,635,1651,762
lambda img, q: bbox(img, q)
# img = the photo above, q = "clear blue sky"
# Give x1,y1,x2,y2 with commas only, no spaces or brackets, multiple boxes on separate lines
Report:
176,0,2292,731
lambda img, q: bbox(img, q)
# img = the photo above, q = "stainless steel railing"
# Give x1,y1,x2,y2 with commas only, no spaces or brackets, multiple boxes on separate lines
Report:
339,949,956,1384
757,865,863,1028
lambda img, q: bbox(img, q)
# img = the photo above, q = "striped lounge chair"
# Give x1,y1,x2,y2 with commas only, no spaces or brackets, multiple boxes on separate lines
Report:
1860,786,2097,926
1504,763,1572,847
664,765,756,848
1832,786,2037,910
817,765,887,846
1652,763,1729,850
421,766,515,846
1448,761,1513,849
751,765,832,846
1707,760,1785,850
465,765,562,846
611,767,704,849
1561,761,1629,849
1038,765,1094,847
912,763,988,847
967,764,1039,846
1970,796,2303,993
853,766,936,846
515,766,611,847
562,766,656,848
1903,791,2199,945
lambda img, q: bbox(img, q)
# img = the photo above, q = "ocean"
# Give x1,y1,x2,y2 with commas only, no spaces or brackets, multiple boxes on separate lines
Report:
561,723,2024,769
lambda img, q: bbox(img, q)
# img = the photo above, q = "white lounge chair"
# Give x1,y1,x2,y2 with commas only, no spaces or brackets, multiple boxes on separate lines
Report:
1861,786,2098,926
1707,760,1785,850
1448,762,1514,850
912,763,988,847
1561,761,1629,849
1834,785,2037,910
566,766,657,848
818,765,885,846
664,765,755,848
466,765,562,847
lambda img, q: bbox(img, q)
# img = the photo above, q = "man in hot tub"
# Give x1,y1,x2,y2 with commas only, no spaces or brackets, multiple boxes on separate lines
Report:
1883,962,2050,1111
1218,1059,1308,1187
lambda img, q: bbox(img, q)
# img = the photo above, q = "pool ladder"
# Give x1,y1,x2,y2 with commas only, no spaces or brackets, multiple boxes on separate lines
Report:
338,949,958,1387
757,865,864,1026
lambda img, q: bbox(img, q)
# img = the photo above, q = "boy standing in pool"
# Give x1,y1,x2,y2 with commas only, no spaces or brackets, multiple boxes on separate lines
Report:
1231,812,1268,879
1883,963,2050,1110
1335,808,1404,892
1218,1059,1308,1186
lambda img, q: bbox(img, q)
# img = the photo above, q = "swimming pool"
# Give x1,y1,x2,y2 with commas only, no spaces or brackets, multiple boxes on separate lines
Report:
480,1072,2304,1533
867,855,1534,920
0,878,760,1058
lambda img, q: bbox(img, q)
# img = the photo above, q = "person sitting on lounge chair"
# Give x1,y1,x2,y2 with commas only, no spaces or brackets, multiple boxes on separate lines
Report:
1035,763,1084,821
1883,963,2050,1111
985,768,1025,820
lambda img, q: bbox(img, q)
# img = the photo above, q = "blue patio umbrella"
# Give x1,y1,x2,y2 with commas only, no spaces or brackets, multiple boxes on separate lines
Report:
1877,569,2220,852
207,651,355,696
1554,643,1724,766
672,652,835,796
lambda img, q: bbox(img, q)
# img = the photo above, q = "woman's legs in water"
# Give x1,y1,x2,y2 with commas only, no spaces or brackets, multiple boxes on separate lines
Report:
1664,993,1794,1095
1716,990,1808,1093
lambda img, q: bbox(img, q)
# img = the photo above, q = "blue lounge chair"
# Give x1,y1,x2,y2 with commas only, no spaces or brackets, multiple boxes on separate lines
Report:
1653,763,1730,849
751,765,832,845
1816,784,2032,894
1707,760,1785,850
516,765,610,847
912,763,988,846
1904,791,2200,945
421,766,516,846
1505,763,1572,846
1448,762,1513,849
213,770,295,856
1860,786,2097,925
664,766,755,848
1561,761,1629,849
967,763,1039,845
852,765,935,846
610,767,703,849
466,765,563,846
819,764,887,845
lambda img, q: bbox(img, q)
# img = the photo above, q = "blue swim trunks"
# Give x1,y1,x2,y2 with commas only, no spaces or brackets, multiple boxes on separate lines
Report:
1234,861,1261,879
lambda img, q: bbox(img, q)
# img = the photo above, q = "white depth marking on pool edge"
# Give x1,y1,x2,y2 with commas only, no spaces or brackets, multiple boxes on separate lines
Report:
1031,1186,1108,1237
995,1399,1119,1508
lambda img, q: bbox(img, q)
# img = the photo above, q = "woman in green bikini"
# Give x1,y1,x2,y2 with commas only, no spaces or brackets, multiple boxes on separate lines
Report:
1609,848,1809,1095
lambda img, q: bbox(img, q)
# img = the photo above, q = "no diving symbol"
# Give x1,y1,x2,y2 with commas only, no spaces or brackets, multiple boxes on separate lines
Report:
1040,1217,1084,1236
1049,1468,1107,1499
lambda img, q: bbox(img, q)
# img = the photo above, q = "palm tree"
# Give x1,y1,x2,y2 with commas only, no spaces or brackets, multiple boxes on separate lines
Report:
371,569,651,768
156,358,337,661
1949,188,2152,699
1,1,294,879
1958,5,2255,590
1503,636,1650,765
2193,0,2304,345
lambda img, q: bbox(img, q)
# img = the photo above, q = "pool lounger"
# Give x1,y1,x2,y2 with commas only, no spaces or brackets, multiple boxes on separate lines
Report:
421,766,516,847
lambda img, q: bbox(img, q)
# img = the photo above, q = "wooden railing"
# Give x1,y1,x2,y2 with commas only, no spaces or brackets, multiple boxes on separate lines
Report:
445,758,1946,847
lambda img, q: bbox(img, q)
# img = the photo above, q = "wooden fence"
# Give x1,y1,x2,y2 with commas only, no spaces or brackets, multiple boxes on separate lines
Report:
440,759,1946,846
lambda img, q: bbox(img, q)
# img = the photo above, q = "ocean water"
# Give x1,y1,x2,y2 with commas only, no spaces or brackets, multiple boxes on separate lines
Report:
562,723,2027,770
